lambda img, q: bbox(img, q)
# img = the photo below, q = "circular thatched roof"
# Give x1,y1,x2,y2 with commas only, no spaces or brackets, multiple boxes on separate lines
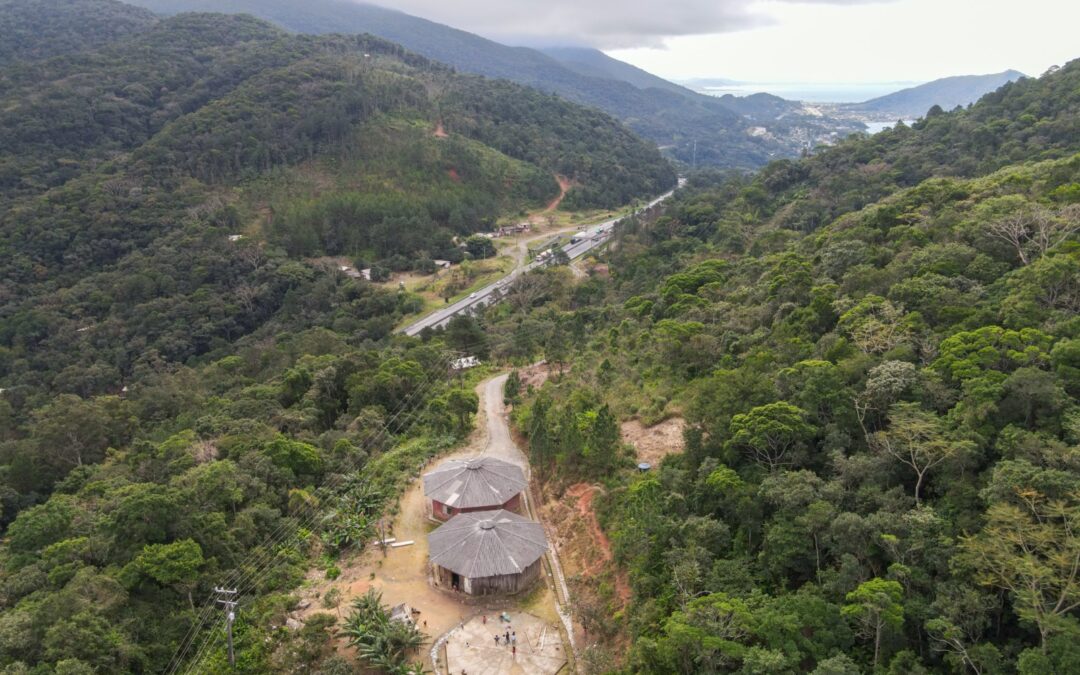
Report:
422,456,527,509
428,509,547,579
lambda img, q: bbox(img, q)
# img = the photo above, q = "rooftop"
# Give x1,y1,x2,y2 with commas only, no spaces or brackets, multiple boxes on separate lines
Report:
422,456,526,509
428,509,548,578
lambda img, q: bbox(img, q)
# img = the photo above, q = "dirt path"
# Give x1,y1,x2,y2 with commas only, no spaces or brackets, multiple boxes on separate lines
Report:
295,373,574,673
478,374,522,465
502,219,585,269
563,485,631,604
433,120,448,138
543,175,572,213
294,388,494,663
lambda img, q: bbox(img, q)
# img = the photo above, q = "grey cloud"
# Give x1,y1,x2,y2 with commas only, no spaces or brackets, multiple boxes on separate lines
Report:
368,0,895,48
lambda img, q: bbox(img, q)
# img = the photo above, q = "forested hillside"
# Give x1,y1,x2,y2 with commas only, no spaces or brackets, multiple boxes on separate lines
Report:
0,4,674,672
0,0,157,65
473,60,1080,673
129,0,864,169
0,3,674,392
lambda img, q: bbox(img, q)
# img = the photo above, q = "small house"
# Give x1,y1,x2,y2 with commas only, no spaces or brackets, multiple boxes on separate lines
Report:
388,603,415,626
428,510,547,595
422,456,526,521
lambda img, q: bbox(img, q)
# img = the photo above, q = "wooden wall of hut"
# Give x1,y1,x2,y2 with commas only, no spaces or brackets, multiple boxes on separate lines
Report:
431,558,541,596
430,493,523,521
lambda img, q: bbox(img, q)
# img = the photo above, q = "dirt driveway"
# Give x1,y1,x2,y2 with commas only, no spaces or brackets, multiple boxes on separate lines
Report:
295,373,566,673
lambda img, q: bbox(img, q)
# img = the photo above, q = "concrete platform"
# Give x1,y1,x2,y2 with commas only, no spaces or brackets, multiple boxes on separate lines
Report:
444,611,565,675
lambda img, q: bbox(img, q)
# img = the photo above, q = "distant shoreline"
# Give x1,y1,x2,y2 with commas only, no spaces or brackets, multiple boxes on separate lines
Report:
687,81,919,103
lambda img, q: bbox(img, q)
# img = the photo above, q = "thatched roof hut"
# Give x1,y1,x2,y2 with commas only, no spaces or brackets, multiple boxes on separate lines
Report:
422,456,527,521
428,509,547,595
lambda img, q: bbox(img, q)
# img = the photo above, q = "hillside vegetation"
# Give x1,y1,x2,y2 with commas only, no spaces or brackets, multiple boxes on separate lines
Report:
0,0,157,65
130,0,864,169
0,4,674,672
0,4,674,395
476,60,1080,674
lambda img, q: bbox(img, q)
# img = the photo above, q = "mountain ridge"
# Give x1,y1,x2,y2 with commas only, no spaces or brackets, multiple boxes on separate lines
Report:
127,0,864,168
852,69,1028,117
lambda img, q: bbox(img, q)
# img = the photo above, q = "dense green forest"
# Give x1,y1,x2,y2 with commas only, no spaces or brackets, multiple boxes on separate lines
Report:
129,0,865,169
0,0,157,65
2,1,1078,674
0,2,675,397
473,59,1080,673
0,3,675,672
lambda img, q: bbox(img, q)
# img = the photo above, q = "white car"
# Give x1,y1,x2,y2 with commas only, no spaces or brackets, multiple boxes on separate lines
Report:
469,292,478,298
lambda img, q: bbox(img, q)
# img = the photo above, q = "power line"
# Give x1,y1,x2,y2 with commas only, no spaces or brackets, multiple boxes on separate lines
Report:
169,350,465,673
168,358,451,672
167,301,604,670
214,588,238,668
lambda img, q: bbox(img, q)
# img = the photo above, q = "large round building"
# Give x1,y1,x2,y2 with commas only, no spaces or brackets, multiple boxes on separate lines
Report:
428,509,548,595
422,456,527,521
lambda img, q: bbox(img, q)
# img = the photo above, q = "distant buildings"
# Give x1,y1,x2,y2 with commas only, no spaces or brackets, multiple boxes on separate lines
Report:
495,223,530,237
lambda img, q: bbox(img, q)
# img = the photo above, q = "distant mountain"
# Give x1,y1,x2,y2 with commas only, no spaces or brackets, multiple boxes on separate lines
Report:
712,92,803,121
129,0,860,169
854,70,1027,117
538,46,690,96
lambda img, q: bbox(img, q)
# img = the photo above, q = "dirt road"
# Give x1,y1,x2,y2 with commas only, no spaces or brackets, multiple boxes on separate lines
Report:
295,372,572,673
478,373,521,466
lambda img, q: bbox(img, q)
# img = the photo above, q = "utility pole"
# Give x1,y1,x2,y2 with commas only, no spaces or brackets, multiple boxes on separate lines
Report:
214,587,238,668
692,139,697,169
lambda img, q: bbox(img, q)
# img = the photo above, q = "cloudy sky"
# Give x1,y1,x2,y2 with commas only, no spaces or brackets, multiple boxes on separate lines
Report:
374,0,1079,84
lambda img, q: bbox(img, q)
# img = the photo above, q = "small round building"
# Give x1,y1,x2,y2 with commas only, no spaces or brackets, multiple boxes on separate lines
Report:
428,509,548,595
422,456,527,521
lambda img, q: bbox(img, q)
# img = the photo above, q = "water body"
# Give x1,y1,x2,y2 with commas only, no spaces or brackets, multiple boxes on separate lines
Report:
698,81,917,103
864,120,919,134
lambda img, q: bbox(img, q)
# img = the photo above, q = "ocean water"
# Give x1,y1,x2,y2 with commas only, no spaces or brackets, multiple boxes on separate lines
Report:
864,120,919,133
698,82,917,103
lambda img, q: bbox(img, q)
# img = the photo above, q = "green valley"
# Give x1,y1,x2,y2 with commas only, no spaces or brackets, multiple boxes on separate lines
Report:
1,1,1078,674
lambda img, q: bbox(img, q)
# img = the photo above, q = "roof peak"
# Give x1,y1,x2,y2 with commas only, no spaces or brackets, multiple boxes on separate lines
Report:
422,456,528,508
428,509,548,578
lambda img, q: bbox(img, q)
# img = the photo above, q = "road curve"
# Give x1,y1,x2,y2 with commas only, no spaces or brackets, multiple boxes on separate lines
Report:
399,185,680,337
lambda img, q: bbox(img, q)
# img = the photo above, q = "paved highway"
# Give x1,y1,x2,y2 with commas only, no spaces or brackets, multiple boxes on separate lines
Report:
400,185,680,337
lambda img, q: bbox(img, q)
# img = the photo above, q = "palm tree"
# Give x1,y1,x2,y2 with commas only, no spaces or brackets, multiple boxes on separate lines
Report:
341,590,427,673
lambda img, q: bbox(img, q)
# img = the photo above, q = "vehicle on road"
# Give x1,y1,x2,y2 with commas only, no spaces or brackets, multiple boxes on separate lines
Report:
399,183,680,337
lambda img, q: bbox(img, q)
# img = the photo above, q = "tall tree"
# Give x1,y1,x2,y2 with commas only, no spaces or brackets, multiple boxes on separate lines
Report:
842,578,904,669
959,494,1080,648
728,402,813,471
868,402,973,506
